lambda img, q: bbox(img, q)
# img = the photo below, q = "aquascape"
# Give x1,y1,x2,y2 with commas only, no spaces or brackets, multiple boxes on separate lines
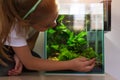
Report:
44,14,104,74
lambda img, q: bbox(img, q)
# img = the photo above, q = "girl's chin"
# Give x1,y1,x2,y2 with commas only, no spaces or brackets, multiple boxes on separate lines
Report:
37,28,48,32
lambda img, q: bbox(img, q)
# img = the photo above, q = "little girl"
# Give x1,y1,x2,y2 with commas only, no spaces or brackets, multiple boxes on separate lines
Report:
0,0,95,76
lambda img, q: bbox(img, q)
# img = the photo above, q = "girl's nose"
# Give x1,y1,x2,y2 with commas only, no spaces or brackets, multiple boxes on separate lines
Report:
51,20,57,27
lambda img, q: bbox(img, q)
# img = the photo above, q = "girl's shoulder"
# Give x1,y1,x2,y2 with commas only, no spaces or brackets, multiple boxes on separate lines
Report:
4,24,27,47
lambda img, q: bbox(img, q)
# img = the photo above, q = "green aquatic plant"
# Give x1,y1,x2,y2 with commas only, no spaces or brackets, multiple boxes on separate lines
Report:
46,15,103,66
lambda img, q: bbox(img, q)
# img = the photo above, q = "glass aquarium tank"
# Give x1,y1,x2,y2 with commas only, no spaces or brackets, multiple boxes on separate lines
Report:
44,0,111,75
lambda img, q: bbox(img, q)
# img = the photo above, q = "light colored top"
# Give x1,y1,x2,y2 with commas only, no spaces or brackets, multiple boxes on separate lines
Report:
4,24,36,47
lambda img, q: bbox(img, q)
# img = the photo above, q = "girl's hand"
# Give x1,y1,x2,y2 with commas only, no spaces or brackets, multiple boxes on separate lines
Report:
69,57,96,72
8,54,23,76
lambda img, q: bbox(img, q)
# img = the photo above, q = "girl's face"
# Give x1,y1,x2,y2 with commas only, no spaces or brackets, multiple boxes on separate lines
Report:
31,12,58,31
28,0,58,31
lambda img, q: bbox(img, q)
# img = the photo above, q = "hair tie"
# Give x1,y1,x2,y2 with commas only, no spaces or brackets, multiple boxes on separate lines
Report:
23,0,42,19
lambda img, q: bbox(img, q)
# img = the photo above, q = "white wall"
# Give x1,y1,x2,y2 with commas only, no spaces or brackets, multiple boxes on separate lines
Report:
33,32,44,57
105,0,120,79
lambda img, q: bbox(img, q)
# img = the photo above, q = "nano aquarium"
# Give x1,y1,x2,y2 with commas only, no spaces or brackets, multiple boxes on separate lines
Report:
44,0,111,75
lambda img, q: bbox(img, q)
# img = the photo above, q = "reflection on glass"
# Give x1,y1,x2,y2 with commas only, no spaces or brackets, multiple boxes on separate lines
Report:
44,1,104,74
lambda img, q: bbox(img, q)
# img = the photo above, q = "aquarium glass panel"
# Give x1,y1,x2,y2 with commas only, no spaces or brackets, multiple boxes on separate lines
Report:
44,0,106,75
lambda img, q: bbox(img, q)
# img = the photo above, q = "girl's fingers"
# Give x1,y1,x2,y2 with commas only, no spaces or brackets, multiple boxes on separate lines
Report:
8,61,23,76
14,55,20,70
8,69,21,76
82,58,96,72
79,57,88,61
84,58,96,66
85,62,95,72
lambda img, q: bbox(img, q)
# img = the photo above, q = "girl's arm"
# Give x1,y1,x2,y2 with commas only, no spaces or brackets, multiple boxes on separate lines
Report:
12,45,95,72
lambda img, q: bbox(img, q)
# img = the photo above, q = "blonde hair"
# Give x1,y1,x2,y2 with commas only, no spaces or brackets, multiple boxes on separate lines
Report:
0,0,58,66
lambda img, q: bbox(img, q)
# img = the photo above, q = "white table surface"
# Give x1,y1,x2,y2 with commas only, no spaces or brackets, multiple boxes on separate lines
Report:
0,72,117,80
